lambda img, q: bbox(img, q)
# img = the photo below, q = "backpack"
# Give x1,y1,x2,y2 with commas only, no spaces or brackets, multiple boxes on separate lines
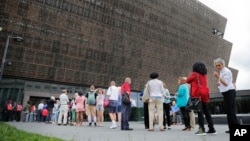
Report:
87,91,96,105
42,109,48,116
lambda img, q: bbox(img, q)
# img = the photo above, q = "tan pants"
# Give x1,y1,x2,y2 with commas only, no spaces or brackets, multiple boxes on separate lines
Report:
87,105,96,123
189,110,196,129
148,98,163,130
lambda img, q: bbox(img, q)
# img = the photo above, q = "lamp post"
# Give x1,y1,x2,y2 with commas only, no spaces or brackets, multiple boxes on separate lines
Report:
0,35,23,80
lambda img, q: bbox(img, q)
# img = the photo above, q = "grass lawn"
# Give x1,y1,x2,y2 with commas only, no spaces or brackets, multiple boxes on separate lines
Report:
0,122,64,141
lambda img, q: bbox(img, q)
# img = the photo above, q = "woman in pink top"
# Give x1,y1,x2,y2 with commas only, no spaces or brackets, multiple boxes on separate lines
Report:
75,92,85,126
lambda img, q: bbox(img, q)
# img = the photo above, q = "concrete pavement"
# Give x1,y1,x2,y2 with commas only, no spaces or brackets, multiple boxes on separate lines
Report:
7,121,229,141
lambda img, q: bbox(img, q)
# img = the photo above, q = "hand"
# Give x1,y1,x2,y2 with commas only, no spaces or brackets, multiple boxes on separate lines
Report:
213,71,220,78
217,82,220,86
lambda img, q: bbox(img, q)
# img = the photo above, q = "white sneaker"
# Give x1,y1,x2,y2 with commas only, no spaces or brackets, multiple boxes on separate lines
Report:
110,123,117,129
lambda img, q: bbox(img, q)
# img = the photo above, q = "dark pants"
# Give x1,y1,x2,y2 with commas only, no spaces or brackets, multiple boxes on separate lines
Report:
197,101,215,131
16,111,21,121
143,102,149,129
222,89,239,130
163,103,171,127
46,108,53,122
5,110,12,121
180,107,190,128
37,109,43,122
121,103,131,129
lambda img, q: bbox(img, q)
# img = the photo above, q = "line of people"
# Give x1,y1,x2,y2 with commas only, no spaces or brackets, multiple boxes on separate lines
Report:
4,58,238,135
55,77,133,131
141,58,239,135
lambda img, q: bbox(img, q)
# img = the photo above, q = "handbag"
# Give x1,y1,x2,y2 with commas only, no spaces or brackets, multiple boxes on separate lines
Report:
187,97,201,112
103,98,109,108
122,92,131,105
187,74,202,112
142,83,150,103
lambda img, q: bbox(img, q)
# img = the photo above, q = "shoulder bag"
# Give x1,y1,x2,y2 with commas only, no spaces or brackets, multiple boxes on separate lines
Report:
187,74,201,112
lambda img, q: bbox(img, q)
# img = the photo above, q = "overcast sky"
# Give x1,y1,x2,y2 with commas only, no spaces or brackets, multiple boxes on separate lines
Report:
198,0,250,90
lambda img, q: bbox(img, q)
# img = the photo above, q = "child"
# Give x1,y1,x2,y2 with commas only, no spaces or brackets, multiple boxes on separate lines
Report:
96,88,105,127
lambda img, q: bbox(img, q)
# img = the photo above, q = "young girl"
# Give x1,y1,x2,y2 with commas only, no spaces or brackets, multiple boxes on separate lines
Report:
96,88,105,127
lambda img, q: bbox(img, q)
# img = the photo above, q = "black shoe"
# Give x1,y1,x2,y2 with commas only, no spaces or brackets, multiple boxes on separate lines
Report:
225,130,230,133
123,128,133,130
207,129,217,134
89,123,92,126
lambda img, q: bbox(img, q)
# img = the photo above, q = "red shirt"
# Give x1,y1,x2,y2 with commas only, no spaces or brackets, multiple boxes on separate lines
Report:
120,82,131,95
186,72,210,103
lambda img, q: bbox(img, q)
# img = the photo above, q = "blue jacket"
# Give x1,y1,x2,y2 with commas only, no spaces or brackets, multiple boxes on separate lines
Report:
176,84,190,108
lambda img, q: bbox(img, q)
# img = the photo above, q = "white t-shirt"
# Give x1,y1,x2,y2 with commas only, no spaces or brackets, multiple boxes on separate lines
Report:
107,85,119,100
148,79,164,97
218,67,235,92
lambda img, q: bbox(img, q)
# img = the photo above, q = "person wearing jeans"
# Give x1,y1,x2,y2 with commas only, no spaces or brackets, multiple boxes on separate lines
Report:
120,77,133,131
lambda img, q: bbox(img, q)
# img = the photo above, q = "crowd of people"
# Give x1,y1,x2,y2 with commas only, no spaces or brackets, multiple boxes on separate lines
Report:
2,58,239,135
140,58,239,136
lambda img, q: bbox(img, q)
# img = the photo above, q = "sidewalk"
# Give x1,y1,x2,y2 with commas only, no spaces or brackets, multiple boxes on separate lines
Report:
7,122,229,141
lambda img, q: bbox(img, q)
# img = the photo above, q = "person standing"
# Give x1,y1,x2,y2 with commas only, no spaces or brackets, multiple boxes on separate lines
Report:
16,102,23,122
147,72,165,131
116,92,122,127
176,77,191,131
75,92,85,126
23,101,31,122
96,88,105,127
106,81,119,129
86,85,98,126
5,99,13,121
186,61,217,135
37,100,44,122
162,82,172,130
120,77,133,130
213,58,239,133
140,89,149,129
46,96,55,123
57,89,69,126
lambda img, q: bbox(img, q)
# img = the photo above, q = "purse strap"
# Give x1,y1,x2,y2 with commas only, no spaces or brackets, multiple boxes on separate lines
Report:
196,73,200,87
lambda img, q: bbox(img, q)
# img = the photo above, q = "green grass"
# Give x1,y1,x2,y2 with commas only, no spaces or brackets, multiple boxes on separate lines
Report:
0,122,64,141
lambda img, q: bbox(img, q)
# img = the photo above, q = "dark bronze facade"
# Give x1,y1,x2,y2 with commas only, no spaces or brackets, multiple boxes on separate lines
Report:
0,0,237,93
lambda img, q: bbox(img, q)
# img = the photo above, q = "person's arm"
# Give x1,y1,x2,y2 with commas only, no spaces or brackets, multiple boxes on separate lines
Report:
213,71,228,86
186,72,195,84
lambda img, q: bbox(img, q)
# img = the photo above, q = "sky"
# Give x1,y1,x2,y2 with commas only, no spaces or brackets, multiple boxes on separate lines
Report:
198,0,250,90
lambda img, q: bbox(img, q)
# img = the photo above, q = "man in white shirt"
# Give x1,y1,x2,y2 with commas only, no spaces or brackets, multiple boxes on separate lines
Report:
213,58,239,133
107,81,119,129
57,89,69,125
37,100,44,122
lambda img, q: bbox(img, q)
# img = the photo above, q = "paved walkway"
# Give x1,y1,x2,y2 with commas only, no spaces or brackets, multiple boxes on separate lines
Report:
7,122,229,141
